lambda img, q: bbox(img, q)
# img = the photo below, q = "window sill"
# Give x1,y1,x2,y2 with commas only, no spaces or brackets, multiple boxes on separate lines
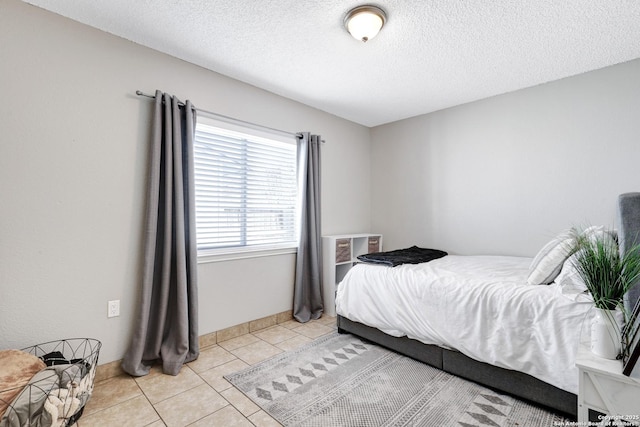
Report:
197,246,298,264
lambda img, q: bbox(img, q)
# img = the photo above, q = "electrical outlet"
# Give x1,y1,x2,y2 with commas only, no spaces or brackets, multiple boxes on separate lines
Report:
108,300,120,318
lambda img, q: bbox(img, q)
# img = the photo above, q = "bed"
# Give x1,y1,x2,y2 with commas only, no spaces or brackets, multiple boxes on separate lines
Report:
335,192,640,418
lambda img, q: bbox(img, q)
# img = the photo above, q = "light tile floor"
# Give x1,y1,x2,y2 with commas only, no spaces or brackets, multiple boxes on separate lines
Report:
78,316,336,427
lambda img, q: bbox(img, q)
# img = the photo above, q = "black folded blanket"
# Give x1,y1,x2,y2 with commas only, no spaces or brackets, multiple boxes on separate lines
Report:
357,245,448,267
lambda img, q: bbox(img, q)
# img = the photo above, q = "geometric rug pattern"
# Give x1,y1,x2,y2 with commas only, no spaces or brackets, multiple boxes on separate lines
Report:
225,332,569,427
248,341,370,403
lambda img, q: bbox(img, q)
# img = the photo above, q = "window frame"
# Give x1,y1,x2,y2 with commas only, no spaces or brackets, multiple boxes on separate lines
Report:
193,115,300,263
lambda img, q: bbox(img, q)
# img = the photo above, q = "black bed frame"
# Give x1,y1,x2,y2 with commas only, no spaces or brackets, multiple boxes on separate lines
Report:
337,315,577,417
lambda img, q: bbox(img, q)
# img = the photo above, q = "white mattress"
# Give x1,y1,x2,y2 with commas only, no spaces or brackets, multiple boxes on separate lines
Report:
335,255,594,394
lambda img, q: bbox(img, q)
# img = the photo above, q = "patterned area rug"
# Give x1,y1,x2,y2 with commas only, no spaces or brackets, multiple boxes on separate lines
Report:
225,332,569,427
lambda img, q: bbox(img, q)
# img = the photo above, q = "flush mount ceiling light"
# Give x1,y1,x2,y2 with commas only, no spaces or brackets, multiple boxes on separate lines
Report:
344,5,387,42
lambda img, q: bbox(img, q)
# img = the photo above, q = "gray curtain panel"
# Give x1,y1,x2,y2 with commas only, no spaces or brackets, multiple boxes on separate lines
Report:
293,133,324,322
122,90,199,376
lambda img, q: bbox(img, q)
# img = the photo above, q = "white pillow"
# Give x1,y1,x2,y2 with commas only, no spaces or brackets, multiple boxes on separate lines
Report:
582,225,617,245
527,230,576,285
553,252,589,301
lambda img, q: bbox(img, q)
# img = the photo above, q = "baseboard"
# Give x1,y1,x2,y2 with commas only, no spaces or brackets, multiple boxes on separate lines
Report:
95,309,294,382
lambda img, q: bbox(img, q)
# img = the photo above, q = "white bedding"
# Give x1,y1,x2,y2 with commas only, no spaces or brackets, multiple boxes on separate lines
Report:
335,255,594,394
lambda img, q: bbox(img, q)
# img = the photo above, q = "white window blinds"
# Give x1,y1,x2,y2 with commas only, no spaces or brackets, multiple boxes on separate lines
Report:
194,121,298,254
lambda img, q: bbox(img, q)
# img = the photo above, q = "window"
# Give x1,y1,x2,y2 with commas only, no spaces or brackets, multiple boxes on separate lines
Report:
194,118,299,257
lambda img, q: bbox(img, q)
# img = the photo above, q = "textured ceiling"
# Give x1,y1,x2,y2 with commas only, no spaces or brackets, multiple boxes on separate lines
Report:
23,0,640,127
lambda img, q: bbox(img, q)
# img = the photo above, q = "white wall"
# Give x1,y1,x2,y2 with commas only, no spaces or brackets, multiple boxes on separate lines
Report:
371,58,640,256
0,0,372,364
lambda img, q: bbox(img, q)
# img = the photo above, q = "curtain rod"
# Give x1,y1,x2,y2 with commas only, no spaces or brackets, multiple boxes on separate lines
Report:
135,90,305,140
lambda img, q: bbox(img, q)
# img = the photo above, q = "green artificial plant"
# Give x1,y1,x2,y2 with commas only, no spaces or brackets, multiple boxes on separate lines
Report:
572,229,640,311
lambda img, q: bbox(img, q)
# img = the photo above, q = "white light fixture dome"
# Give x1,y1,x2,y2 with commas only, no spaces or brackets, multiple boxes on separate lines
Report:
344,5,387,43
